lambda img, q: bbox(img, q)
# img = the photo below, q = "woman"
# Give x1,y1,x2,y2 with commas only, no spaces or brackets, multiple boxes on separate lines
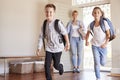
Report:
66,10,85,73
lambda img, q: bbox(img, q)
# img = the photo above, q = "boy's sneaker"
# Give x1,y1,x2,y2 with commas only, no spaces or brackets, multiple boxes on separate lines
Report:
73,68,76,73
59,64,64,75
96,78,100,80
76,68,80,73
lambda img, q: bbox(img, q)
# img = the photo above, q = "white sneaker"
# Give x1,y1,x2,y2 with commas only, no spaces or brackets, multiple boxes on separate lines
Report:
96,78,100,80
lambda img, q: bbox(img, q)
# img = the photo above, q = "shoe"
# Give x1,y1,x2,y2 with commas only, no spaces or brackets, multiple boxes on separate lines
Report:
96,78,100,80
76,68,80,73
59,64,64,75
73,68,76,73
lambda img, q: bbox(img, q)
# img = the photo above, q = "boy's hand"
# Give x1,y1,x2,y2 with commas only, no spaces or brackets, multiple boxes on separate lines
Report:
36,49,41,56
64,43,70,51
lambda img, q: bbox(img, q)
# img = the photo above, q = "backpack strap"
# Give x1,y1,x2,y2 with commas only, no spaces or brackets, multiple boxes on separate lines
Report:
100,18,106,33
101,17,116,41
43,19,47,50
90,21,94,32
90,21,95,36
43,19,47,38
102,17,115,33
90,19,106,36
54,19,66,46
54,19,60,34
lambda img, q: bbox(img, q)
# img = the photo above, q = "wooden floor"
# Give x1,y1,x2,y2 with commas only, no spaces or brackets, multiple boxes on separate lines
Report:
0,70,120,80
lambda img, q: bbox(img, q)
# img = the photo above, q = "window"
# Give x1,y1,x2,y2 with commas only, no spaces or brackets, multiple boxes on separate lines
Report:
72,0,110,7
72,0,104,5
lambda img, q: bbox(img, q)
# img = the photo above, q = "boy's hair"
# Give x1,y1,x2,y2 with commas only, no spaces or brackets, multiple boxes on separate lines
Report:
92,7,104,17
45,4,56,11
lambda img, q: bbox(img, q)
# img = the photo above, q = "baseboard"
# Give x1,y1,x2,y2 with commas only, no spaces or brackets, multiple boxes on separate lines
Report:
111,68,120,74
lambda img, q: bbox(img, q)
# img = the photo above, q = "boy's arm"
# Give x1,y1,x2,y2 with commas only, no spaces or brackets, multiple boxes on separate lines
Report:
36,49,41,56
36,27,44,56
64,34,70,51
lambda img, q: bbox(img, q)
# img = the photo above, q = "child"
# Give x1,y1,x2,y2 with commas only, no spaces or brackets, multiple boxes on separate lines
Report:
66,10,85,73
36,4,70,80
85,7,110,80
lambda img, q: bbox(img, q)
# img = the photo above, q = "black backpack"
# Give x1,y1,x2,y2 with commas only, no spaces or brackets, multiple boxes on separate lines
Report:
43,19,65,49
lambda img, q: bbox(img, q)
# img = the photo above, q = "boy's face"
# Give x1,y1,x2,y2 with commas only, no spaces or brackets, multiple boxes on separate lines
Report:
45,7,55,21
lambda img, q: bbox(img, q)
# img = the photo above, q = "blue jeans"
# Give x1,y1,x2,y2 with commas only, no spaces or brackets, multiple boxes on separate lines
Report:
70,37,83,68
92,45,107,79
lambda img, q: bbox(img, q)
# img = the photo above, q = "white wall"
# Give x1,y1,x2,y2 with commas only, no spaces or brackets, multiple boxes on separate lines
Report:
111,0,120,74
0,0,72,73
0,0,47,57
0,0,71,57
0,0,48,74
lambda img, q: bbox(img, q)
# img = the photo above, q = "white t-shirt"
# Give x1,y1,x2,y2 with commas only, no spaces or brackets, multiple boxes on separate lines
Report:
38,19,67,53
72,25,80,37
88,20,110,47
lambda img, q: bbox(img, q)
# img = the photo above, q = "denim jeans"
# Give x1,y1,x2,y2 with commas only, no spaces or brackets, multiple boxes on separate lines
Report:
45,51,62,80
92,45,107,79
70,37,83,67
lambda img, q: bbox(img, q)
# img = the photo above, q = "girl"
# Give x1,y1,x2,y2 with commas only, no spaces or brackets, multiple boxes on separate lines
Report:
85,7,110,80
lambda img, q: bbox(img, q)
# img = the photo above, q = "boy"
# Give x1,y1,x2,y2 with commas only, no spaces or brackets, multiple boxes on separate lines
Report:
36,4,70,80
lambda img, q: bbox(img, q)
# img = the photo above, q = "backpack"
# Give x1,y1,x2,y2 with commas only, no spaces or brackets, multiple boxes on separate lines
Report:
90,17,116,41
43,19,66,48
